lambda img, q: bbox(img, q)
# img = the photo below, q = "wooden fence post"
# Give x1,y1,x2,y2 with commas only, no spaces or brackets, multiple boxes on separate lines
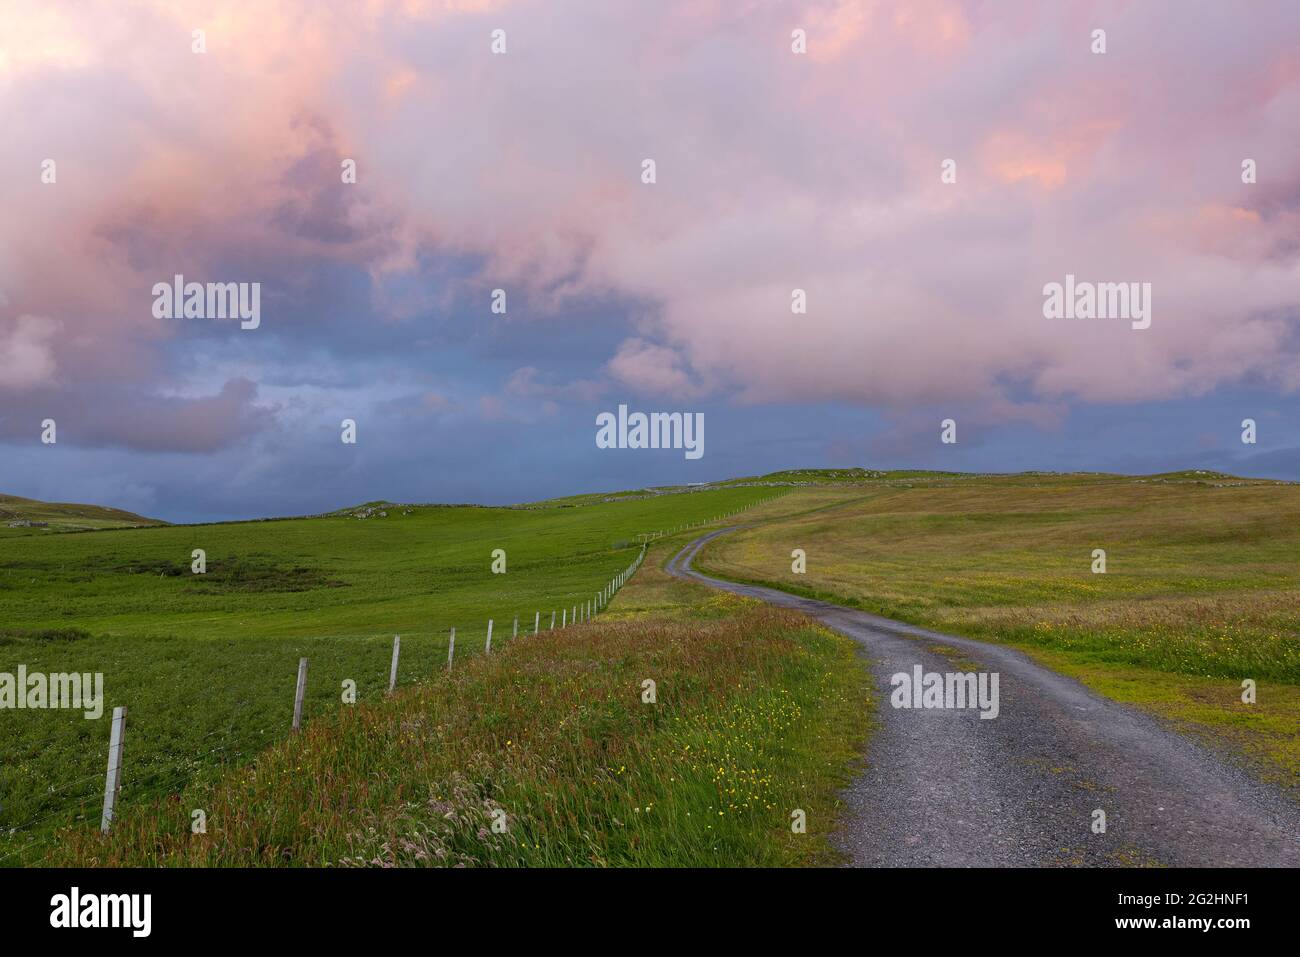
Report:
550,610,555,630
388,635,400,694
513,617,518,638
100,705,127,834
486,619,493,654
448,628,456,670
535,611,540,634
292,658,309,732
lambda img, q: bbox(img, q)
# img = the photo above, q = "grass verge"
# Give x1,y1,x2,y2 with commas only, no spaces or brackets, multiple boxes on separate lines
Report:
692,476,1300,792
35,537,871,867
45,605,869,867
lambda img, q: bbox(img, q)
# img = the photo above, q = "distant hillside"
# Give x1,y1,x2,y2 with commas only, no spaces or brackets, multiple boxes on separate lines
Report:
0,493,165,534
716,467,1267,487
357,467,1279,515
1,467,1279,536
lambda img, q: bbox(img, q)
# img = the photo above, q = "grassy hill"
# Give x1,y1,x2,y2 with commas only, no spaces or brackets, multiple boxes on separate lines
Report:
0,483,792,862
5,468,1297,865
693,471,1300,791
46,545,869,867
0,494,164,535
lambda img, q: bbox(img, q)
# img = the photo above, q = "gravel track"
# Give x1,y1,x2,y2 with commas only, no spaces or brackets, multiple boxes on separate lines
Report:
668,528,1300,867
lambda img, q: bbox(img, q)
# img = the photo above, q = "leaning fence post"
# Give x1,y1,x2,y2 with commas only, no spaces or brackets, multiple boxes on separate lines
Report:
447,628,456,670
388,635,401,694
486,619,494,654
292,658,309,732
100,705,127,834
535,611,540,634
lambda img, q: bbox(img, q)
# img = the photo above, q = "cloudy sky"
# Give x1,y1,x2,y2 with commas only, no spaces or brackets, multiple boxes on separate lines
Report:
1,0,1298,522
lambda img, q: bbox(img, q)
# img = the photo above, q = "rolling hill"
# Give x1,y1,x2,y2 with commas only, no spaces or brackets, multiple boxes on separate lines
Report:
0,494,165,535
4,468,1296,866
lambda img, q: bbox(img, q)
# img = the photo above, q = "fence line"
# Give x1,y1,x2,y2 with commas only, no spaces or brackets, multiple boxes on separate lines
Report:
7,491,786,848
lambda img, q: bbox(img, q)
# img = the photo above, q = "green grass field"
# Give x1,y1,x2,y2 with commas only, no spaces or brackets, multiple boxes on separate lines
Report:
0,485,788,862
5,467,1297,865
692,471,1300,790
0,493,163,536
46,542,870,867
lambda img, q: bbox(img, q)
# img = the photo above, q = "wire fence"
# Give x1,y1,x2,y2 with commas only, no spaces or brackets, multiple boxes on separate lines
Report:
0,493,787,863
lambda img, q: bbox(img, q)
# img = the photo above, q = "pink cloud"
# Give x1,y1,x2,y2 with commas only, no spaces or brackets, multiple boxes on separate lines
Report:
606,339,705,399
1,0,1298,440
505,367,607,403
0,315,61,389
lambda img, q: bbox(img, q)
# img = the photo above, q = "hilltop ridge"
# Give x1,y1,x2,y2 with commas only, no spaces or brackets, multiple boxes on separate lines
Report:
0,494,165,534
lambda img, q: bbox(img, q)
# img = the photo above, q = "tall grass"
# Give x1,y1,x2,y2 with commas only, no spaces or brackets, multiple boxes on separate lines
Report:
698,478,1300,681
695,476,1300,786
0,486,779,852
48,605,869,867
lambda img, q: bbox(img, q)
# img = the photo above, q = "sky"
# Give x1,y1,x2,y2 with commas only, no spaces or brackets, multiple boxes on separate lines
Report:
1,0,1298,523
